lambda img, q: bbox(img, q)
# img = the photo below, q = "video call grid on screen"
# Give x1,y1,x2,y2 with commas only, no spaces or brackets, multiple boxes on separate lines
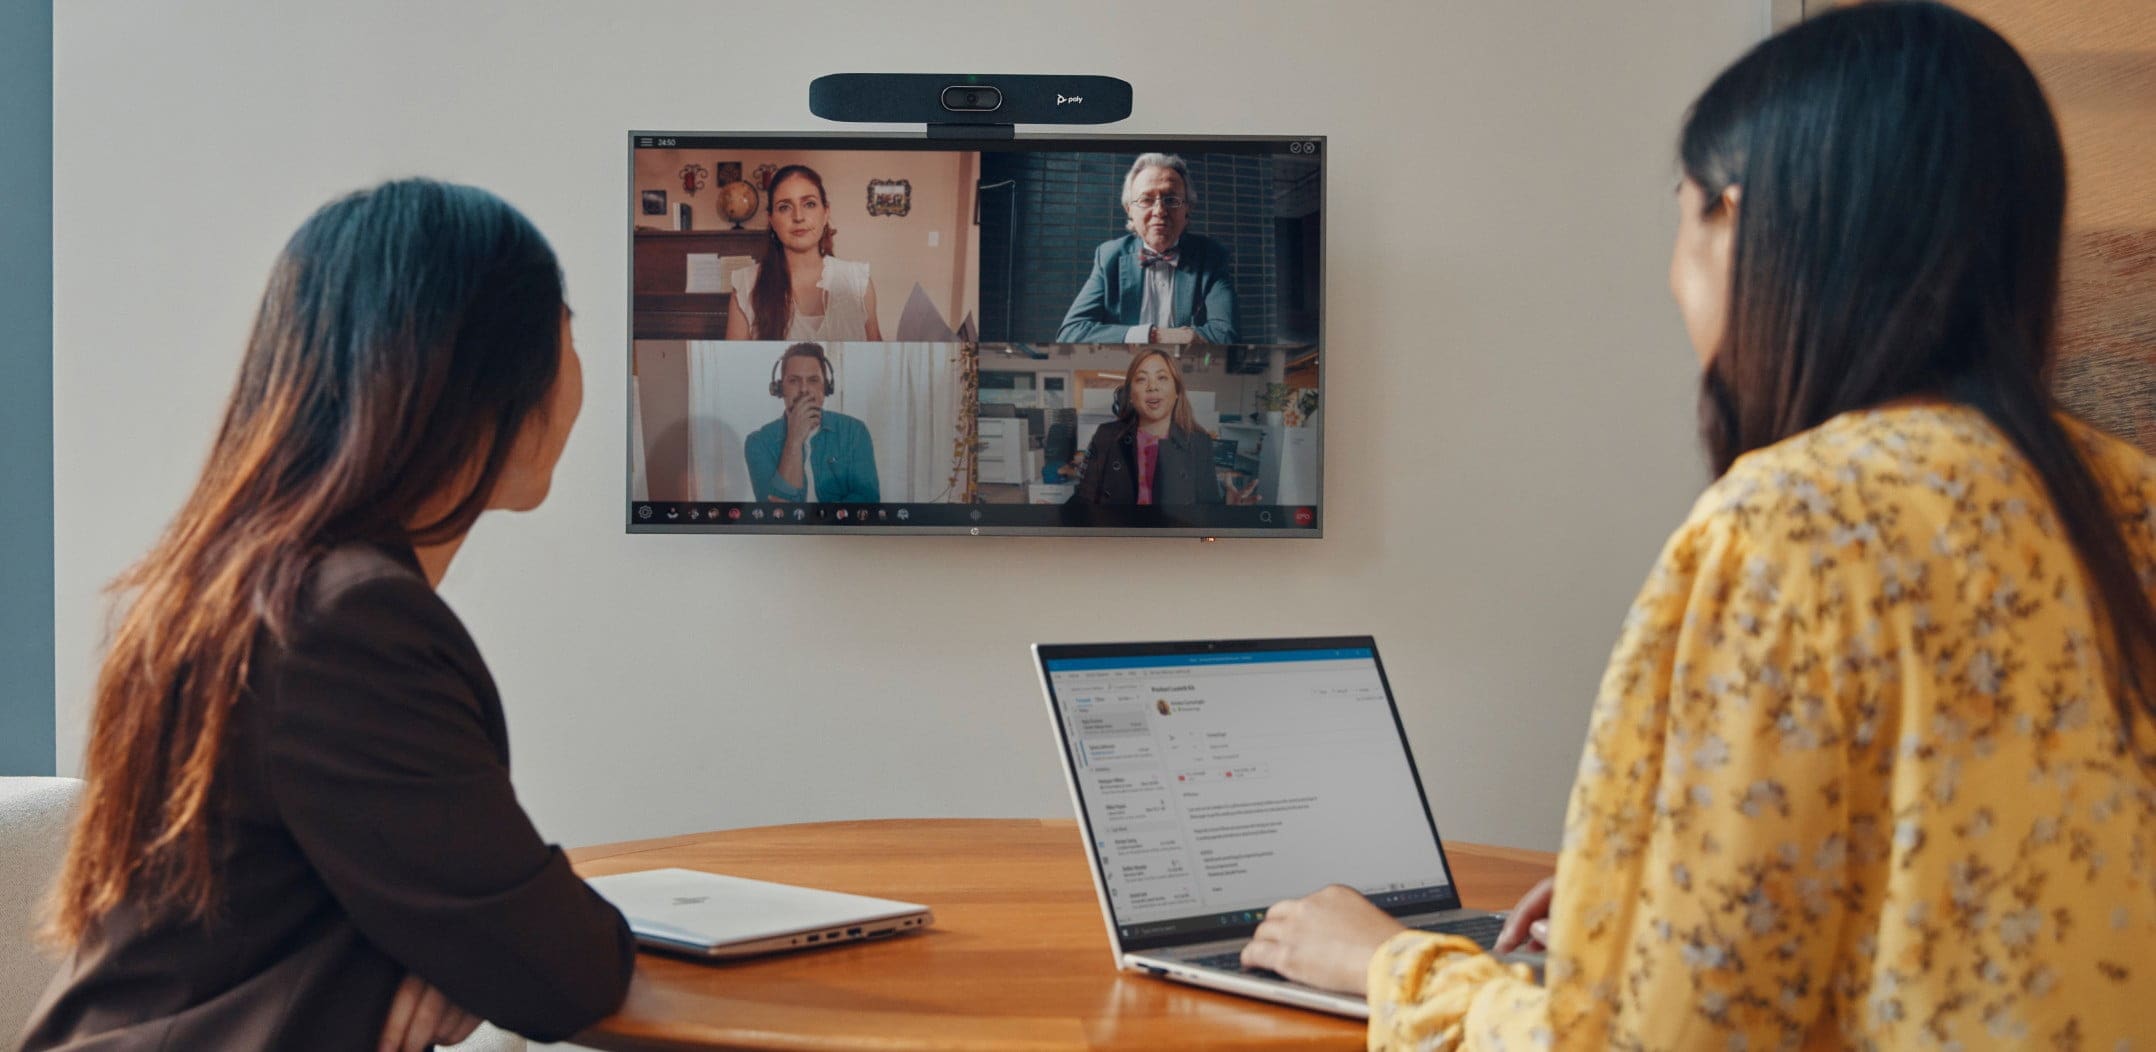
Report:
626,132,1323,537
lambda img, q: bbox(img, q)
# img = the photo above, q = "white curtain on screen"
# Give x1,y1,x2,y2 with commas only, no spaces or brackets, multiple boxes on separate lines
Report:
685,341,966,502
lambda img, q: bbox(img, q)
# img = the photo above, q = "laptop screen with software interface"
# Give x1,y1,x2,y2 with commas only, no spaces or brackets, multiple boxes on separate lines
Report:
1040,639,1460,952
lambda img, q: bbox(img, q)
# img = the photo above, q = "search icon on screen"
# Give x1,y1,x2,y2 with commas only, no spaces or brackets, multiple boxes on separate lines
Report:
1259,511,1273,523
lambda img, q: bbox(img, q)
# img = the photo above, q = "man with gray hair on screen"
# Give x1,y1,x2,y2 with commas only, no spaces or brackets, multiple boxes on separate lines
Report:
1056,153,1240,345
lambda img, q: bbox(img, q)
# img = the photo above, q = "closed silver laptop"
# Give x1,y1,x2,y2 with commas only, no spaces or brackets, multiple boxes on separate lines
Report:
586,867,932,958
1034,636,1504,1017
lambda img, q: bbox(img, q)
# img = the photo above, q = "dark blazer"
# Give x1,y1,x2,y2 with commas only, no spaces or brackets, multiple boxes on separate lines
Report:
21,542,635,1051
1055,233,1240,345
1070,417,1224,505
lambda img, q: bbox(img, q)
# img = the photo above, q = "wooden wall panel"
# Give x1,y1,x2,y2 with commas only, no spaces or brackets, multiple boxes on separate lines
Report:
1784,0,2154,450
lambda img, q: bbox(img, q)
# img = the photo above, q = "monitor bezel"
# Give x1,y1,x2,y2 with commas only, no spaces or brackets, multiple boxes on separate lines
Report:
625,130,1326,538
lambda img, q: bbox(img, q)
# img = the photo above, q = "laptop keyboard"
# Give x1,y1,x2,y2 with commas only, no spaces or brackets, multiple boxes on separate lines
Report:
1186,914,1504,980
1187,951,1285,980
1414,913,1505,947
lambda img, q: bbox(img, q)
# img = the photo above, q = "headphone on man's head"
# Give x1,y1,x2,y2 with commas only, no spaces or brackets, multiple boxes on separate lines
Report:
768,342,836,398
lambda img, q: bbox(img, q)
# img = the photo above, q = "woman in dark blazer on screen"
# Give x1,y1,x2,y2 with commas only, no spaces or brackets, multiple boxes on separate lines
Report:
22,180,634,1051
1072,348,1258,506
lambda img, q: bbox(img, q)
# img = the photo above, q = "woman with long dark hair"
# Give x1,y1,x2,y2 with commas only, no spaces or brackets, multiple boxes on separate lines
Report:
723,164,885,341
1240,4,2156,1048
24,180,634,1050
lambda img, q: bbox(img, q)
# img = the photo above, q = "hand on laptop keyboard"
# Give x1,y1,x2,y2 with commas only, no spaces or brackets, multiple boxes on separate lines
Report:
1193,913,1502,987
1189,951,1286,982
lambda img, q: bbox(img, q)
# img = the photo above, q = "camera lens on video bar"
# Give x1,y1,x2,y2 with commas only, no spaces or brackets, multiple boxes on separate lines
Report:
940,86,1002,112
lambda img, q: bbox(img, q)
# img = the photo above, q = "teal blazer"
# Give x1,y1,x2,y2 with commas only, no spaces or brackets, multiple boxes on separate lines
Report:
1056,233,1240,344
743,410,881,502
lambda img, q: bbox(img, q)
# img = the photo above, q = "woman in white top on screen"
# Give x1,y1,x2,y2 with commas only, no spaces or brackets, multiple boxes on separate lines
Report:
724,164,884,341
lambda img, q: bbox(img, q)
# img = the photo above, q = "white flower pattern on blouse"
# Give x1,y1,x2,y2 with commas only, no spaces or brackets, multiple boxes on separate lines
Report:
1368,404,2156,1051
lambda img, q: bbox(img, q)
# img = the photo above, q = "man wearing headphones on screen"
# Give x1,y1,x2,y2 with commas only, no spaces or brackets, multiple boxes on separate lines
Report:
743,342,880,503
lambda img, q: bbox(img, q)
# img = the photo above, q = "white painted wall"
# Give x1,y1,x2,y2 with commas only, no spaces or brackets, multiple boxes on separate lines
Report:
53,0,1760,853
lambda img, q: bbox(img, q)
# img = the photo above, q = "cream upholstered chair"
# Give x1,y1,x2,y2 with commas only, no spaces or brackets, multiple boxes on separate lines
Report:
0,777,523,1050
0,776,80,1040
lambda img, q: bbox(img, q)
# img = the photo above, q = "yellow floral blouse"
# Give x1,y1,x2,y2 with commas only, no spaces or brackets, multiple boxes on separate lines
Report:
1370,404,2156,1050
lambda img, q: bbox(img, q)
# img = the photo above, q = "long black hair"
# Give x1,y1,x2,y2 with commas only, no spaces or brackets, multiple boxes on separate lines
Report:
1682,1,2155,758
50,178,566,942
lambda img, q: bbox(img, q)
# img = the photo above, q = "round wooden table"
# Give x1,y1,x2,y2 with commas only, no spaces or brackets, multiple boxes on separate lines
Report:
567,818,1554,1051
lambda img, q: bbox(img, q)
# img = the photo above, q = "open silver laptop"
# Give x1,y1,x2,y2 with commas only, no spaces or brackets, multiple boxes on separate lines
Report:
585,867,932,958
1034,636,1505,1017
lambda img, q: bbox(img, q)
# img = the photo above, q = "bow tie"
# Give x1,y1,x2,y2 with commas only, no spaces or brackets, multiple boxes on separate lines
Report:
1140,247,1180,269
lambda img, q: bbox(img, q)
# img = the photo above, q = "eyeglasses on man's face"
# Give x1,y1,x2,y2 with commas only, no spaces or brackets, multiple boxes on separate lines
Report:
1127,194,1188,212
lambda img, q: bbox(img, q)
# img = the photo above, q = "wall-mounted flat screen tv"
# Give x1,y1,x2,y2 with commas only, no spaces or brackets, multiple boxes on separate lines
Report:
628,132,1322,536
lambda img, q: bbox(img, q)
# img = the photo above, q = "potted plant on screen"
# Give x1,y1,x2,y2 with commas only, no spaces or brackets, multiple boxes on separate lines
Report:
1254,383,1291,427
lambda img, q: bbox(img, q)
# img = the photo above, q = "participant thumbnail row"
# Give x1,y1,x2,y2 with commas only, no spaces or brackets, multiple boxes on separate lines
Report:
630,147,1320,348
631,341,1320,509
